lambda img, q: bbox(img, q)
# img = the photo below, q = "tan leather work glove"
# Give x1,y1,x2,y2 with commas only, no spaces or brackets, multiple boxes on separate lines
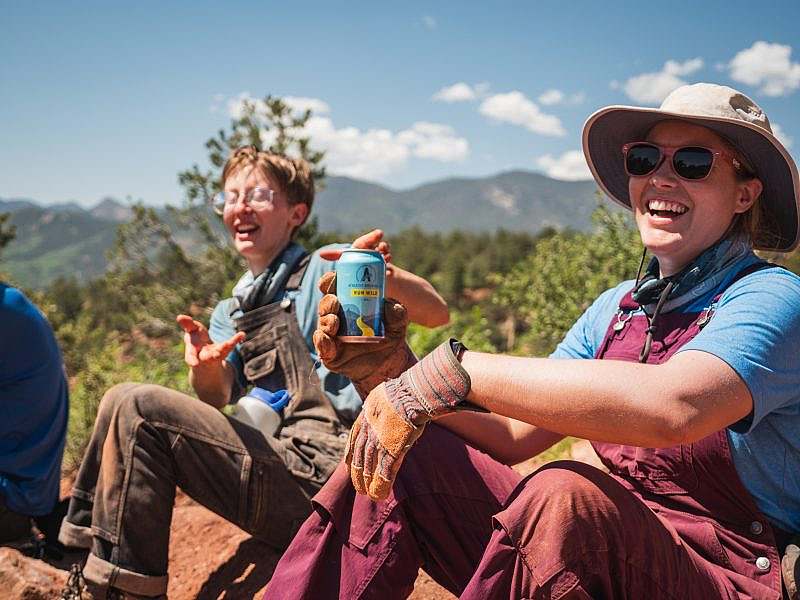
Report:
313,271,417,397
346,339,476,500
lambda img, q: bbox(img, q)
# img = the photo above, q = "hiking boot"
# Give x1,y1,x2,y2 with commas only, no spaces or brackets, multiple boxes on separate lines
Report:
0,501,33,544
60,563,166,600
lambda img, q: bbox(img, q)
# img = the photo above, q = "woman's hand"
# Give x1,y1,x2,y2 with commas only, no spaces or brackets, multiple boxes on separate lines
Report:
176,315,244,371
312,272,415,397
345,340,474,500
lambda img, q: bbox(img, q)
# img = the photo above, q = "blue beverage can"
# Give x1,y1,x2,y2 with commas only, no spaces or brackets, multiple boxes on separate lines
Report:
336,249,385,342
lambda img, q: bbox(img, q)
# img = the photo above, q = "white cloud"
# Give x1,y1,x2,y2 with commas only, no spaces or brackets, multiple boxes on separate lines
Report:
538,89,585,106
728,41,800,97
226,94,469,179
479,91,566,136
772,123,794,149
422,15,437,30
283,96,331,115
227,93,331,120
432,82,492,103
571,91,586,104
397,122,469,161
664,58,704,77
538,89,564,105
433,82,477,103
622,58,704,104
535,151,592,181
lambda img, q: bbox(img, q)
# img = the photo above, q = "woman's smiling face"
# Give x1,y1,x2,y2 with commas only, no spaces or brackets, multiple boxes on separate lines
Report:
629,120,761,275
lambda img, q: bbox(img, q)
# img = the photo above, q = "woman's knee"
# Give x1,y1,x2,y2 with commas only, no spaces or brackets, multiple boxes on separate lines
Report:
496,461,627,551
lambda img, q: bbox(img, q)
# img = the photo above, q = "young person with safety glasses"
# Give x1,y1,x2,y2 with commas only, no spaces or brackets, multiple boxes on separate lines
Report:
58,147,449,599
265,83,800,599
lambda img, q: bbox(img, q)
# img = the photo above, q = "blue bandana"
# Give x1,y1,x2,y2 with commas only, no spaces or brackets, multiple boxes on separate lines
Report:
232,242,308,313
632,236,751,313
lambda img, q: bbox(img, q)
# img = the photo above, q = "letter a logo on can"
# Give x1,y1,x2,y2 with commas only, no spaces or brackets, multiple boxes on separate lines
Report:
357,265,373,283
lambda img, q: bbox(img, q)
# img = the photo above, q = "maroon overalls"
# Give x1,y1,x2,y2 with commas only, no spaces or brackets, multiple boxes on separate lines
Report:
588,283,786,598
264,270,789,599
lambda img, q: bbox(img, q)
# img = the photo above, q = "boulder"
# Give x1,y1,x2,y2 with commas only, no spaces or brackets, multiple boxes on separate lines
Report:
0,547,68,599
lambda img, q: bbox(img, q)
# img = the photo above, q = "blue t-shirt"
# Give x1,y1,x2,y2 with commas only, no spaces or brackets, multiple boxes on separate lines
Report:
209,245,362,424
0,284,69,516
551,252,800,533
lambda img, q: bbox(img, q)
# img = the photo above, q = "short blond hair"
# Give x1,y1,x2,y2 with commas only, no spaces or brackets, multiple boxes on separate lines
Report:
221,146,315,217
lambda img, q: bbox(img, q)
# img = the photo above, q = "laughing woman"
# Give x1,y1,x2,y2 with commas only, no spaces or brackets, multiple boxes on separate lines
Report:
265,83,800,599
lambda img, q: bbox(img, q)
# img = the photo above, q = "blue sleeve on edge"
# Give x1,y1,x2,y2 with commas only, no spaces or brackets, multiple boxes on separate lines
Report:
678,267,800,432
549,281,633,359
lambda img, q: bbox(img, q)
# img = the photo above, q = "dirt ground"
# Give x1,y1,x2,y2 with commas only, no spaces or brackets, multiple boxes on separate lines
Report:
43,440,602,599
160,440,602,599
161,491,453,599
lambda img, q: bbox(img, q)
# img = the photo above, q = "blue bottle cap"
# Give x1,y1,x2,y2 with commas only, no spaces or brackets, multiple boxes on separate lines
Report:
249,387,291,412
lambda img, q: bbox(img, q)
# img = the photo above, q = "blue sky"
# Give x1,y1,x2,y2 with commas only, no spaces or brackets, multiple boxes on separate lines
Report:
2,1,799,207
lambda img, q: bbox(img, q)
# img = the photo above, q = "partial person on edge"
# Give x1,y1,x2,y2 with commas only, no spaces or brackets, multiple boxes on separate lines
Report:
0,282,69,557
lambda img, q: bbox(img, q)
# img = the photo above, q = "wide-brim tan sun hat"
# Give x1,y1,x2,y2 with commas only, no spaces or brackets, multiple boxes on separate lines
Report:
582,82,800,252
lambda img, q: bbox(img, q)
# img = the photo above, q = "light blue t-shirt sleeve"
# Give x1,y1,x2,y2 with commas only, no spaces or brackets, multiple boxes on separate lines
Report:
678,267,800,432
209,298,246,393
549,281,634,359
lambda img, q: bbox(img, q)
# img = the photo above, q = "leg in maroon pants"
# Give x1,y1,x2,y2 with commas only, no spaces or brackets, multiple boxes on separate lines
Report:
461,461,740,599
263,424,521,599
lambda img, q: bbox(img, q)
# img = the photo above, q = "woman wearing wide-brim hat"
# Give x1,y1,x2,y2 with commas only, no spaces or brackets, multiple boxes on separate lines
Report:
265,83,800,599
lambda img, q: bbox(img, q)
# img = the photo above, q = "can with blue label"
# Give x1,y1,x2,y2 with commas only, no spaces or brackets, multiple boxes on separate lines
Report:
336,249,385,342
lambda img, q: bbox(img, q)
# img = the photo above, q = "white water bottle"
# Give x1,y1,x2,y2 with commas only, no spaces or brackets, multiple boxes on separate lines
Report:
231,387,289,439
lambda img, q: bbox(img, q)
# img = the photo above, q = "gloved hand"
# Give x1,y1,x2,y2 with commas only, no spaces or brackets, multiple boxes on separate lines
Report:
345,339,476,500
313,271,417,397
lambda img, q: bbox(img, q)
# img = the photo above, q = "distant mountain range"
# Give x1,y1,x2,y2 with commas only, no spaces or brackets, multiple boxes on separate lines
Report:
1,171,611,288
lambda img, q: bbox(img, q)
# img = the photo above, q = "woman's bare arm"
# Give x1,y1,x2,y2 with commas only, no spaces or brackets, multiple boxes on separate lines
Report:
456,350,752,449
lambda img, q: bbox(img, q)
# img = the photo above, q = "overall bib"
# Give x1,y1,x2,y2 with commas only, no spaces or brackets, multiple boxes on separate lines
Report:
592,263,790,598
234,255,349,503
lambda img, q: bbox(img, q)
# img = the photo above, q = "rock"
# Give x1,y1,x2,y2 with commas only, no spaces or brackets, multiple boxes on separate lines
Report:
0,547,68,599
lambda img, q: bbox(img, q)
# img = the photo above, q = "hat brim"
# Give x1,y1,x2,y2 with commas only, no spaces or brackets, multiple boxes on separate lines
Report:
582,105,800,252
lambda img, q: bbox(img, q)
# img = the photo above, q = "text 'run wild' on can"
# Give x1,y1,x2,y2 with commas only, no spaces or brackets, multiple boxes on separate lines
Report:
336,248,385,342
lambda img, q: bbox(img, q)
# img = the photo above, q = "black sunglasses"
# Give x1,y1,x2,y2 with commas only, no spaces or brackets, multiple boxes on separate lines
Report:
622,142,745,181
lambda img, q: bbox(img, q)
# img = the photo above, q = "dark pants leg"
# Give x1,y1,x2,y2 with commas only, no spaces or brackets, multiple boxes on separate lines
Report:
264,424,521,599
461,461,740,599
60,382,315,597
0,496,31,544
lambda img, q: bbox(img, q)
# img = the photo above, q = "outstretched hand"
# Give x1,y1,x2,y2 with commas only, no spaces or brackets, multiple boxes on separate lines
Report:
312,271,415,397
176,315,245,370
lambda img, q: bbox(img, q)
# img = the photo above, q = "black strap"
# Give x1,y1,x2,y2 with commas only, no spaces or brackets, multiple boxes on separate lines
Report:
285,253,312,291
